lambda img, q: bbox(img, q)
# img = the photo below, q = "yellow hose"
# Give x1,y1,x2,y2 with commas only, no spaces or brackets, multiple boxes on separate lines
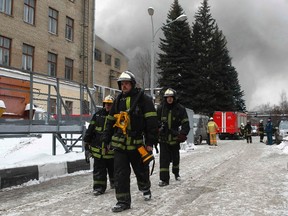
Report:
113,111,130,135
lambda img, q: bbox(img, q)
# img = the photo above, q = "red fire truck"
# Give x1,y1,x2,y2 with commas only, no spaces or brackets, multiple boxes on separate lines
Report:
213,111,247,140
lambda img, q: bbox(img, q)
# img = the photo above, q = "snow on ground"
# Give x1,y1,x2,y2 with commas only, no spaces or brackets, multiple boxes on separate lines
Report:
1,135,288,170
1,134,288,188
0,134,84,170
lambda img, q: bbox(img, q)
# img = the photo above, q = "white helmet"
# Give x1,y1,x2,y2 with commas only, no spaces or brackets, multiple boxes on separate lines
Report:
117,71,136,90
164,88,176,97
209,117,213,121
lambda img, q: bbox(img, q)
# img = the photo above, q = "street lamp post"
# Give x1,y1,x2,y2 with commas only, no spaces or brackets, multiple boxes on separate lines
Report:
148,7,187,99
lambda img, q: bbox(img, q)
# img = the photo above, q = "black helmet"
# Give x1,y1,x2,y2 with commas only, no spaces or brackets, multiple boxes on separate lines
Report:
117,71,136,90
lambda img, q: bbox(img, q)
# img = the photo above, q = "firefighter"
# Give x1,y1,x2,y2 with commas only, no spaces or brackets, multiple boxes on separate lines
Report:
207,117,219,146
102,71,158,212
258,119,265,143
239,122,245,139
244,120,252,143
83,95,115,196
157,88,190,187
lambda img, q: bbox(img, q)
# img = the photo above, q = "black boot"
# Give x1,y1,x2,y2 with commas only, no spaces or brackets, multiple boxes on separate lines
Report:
143,190,152,201
111,203,130,212
159,181,169,187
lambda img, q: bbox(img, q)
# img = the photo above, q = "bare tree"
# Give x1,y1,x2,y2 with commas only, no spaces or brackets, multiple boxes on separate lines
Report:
129,49,151,89
279,90,288,113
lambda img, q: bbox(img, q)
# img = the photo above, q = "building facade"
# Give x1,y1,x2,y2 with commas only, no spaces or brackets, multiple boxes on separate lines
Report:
0,0,94,85
0,0,128,115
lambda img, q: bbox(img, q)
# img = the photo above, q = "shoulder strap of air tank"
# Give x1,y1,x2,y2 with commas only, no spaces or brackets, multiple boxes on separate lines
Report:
128,89,144,114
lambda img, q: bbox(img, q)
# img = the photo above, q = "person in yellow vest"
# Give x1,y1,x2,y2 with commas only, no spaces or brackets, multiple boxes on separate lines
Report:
83,95,115,196
102,71,158,212
207,117,219,146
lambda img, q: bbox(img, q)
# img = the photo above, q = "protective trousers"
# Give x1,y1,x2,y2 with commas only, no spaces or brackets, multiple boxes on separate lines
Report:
259,132,264,142
159,142,180,183
93,158,114,192
209,133,217,145
114,149,151,206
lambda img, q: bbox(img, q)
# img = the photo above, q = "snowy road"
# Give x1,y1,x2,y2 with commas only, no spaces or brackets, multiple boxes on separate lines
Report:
1,140,288,216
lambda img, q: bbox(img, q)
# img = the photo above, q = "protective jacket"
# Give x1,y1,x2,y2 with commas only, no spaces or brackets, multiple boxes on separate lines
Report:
103,88,158,150
207,121,219,134
244,124,252,136
102,87,158,206
157,102,190,145
84,108,114,159
258,122,264,134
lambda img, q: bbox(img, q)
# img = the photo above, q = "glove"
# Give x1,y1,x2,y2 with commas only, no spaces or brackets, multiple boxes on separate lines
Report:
177,133,187,142
84,143,91,164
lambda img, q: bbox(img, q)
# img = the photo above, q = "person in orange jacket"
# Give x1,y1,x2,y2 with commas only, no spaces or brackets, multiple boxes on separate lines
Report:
207,117,219,146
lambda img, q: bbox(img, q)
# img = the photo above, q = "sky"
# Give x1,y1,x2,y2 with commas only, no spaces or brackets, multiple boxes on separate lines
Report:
94,0,288,110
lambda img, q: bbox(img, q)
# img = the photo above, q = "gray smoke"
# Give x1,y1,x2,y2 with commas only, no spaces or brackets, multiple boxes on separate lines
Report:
95,0,288,110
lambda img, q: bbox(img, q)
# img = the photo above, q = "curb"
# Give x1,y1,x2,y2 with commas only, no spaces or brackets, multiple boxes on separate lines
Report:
0,159,90,189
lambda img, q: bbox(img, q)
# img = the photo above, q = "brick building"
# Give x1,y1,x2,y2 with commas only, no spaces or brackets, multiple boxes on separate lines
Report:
0,0,128,115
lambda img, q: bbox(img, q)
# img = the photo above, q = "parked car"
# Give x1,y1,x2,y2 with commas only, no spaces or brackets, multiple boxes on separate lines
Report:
251,125,258,136
275,120,288,144
193,114,209,145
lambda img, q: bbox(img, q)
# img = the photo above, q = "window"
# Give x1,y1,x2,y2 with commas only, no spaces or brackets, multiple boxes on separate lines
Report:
0,36,11,66
105,54,111,65
48,7,58,34
65,101,73,115
23,0,35,25
65,58,73,80
114,58,121,69
22,44,34,71
48,52,57,77
0,0,12,15
94,49,101,61
65,16,74,41
82,100,90,114
50,98,56,115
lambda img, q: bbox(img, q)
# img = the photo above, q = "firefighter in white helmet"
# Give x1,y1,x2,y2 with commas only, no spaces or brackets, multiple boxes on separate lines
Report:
102,71,158,212
157,88,190,187
83,95,115,196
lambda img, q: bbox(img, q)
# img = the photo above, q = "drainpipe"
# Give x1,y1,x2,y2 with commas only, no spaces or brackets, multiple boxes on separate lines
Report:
92,0,96,86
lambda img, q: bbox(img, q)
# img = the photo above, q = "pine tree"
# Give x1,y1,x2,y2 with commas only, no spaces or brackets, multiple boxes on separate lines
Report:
157,0,195,108
190,0,246,114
